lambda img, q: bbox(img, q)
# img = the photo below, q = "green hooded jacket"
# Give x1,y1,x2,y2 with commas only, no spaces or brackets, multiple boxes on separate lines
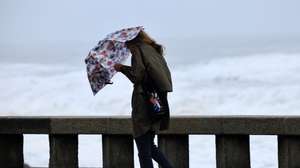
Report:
120,42,173,138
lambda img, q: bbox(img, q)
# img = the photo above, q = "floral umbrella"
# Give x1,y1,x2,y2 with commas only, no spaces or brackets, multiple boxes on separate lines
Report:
84,26,144,95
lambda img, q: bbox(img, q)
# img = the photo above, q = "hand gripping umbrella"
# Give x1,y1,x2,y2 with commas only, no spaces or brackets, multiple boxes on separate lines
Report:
84,26,144,95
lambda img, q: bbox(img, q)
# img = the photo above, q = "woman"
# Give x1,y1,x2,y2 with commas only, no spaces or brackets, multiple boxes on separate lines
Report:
114,30,173,168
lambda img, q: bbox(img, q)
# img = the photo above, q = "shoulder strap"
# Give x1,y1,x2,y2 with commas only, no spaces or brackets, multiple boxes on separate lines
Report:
137,45,147,69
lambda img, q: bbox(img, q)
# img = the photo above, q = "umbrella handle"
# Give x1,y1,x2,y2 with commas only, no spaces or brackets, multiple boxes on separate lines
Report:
105,81,113,84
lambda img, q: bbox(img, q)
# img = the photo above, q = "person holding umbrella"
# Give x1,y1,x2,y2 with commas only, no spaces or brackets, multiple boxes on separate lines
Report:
114,30,173,168
85,26,173,168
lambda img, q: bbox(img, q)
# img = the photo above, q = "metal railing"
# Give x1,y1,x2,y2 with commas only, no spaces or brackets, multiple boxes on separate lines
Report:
1,115,300,168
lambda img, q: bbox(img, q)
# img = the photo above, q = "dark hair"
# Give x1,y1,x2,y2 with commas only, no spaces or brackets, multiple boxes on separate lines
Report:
125,30,165,56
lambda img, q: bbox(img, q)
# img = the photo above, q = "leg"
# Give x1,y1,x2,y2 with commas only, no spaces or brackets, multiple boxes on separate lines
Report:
135,131,154,168
149,131,173,168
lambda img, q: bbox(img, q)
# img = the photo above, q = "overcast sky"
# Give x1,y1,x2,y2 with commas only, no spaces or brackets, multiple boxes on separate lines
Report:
1,0,300,44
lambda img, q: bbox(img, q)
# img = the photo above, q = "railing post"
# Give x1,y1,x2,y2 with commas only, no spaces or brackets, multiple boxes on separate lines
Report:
102,134,134,168
0,134,24,167
49,134,78,168
278,135,300,168
158,134,189,168
215,134,250,168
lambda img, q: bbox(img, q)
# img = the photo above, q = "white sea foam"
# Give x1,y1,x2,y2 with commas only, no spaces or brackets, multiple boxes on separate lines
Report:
1,52,299,167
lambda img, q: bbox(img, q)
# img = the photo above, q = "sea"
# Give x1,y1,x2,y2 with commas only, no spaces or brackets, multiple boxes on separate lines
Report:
0,35,300,167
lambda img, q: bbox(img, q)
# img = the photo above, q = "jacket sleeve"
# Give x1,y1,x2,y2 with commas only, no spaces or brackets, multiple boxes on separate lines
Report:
119,65,135,83
120,48,145,85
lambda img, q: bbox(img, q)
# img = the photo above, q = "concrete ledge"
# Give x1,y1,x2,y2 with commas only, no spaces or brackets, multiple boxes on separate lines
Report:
0,115,299,135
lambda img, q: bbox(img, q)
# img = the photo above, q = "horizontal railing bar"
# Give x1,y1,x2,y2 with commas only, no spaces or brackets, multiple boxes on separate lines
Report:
0,115,300,135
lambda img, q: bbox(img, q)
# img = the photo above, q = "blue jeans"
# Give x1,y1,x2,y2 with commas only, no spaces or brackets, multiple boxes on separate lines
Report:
134,130,173,168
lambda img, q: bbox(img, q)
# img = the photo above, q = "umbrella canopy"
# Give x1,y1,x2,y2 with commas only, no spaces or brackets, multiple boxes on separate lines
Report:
85,26,144,95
